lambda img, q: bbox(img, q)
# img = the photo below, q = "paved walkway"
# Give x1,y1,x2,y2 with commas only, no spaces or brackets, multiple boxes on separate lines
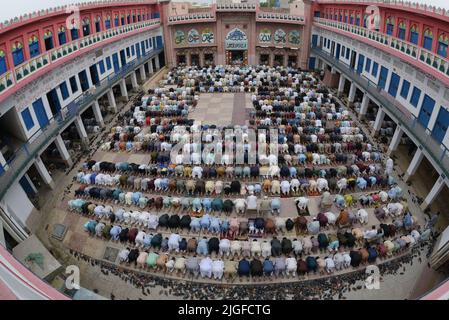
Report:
231,93,249,125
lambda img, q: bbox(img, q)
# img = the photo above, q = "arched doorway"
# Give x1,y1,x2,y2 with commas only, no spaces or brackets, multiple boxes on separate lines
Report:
225,28,248,65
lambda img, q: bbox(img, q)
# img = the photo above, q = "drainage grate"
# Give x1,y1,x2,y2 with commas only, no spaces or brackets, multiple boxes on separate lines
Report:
52,224,68,241
103,247,119,263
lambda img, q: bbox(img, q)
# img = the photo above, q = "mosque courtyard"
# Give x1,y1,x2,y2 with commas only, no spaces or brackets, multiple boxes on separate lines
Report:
30,65,444,300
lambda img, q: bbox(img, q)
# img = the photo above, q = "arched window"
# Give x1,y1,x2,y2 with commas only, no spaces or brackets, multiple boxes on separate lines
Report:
95,16,101,33
350,13,354,25
105,15,111,29
344,13,348,23
363,14,368,28
138,14,141,22
0,50,7,75
12,42,24,66
356,14,361,26
44,31,54,51
127,14,131,24
423,29,433,51
114,14,119,27
397,21,406,40
82,18,90,36
58,26,67,45
409,24,419,44
132,13,136,23
386,17,394,35
28,35,40,58
437,34,449,57
121,14,125,25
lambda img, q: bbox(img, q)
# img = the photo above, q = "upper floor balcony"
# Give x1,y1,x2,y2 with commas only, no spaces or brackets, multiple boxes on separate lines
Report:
216,0,258,12
256,12,305,24
314,17,449,87
0,18,161,102
167,13,216,25
315,0,449,20
0,0,157,32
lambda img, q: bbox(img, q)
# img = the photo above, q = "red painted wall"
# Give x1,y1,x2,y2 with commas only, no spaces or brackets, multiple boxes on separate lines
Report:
0,2,159,72
315,3,449,57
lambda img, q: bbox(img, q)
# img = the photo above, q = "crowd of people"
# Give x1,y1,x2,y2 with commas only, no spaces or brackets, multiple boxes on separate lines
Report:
66,65,429,285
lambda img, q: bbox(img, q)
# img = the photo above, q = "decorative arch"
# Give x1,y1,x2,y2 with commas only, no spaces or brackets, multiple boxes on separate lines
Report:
225,28,248,50
174,30,186,45
187,29,200,45
274,29,287,44
288,30,300,45
0,49,7,76
437,33,449,57
386,16,394,35
28,35,40,58
423,28,433,51
409,24,419,44
397,21,406,40
12,41,24,66
28,35,38,44
44,30,53,39
105,15,111,29
201,28,214,44
259,28,272,43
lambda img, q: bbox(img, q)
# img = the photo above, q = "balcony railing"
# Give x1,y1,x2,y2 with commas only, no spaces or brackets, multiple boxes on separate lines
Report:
0,0,157,31
312,47,449,180
0,71,15,94
1,19,160,97
0,48,163,201
216,2,257,11
257,13,305,23
167,13,215,23
314,18,449,84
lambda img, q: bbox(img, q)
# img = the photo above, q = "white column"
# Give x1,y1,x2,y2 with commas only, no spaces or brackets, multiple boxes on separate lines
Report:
421,177,446,210
148,61,154,74
139,65,147,82
373,108,385,134
119,79,129,101
348,82,357,103
24,173,38,194
337,74,345,94
130,71,139,89
92,100,104,128
54,134,73,167
359,94,369,119
404,148,424,182
387,126,403,154
155,54,160,70
107,89,117,113
75,116,89,145
34,156,55,189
